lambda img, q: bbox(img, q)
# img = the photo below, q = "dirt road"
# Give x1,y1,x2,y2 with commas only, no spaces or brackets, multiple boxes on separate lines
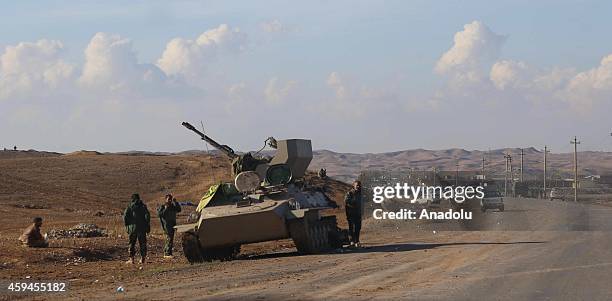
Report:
47,197,611,300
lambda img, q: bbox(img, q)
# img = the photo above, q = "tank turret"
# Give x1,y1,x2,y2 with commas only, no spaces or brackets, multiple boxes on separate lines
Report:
181,121,312,182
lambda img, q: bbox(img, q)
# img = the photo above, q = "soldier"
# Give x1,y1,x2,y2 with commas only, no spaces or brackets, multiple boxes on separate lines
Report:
157,194,181,258
123,193,150,264
19,217,48,247
344,180,363,247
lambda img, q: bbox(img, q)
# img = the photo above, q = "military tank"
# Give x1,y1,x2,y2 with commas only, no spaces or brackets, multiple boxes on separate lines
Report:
176,122,348,263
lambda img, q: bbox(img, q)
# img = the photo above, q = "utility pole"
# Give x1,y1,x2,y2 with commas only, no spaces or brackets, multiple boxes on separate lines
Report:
520,148,524,183
432,167,437,186
571,137,580,202
455,162,459,186
504,153,512,196
482,156,486,176
543,146,549,198
508,155,514,197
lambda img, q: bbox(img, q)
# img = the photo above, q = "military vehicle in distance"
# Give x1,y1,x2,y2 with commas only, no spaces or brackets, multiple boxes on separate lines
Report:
176,122,347,263
480,186,504,212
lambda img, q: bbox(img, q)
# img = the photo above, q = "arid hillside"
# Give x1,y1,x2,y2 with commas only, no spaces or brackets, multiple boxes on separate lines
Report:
0,152,232,212
0,150,350,299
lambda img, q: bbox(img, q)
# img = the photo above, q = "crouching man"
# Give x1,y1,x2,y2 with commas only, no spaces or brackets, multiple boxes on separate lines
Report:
19,217,48,248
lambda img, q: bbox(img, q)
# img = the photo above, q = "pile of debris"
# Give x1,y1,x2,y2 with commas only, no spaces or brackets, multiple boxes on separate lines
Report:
48,223,108,239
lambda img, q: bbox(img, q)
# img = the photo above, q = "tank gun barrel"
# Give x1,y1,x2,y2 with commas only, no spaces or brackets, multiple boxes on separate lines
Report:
181,122,238,159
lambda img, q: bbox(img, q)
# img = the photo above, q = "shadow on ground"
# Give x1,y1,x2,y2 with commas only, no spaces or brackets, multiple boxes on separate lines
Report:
240,240,547,260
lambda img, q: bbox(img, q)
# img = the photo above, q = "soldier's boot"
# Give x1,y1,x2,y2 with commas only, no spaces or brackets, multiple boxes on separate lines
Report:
139,256,146,264
125,256,135,264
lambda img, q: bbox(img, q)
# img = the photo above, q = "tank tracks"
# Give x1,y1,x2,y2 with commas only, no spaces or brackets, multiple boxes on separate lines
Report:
289,216,346,254
181,231,241,263
181,216,347,263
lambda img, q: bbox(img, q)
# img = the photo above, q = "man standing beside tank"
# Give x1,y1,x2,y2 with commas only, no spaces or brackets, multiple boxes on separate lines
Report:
157,194,181,258
124,193,150,264
344,180,363,247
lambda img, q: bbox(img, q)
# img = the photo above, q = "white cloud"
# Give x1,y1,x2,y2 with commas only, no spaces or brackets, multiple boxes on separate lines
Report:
0,26,247,104
264,77,297,104
436,21,506,86
489,60,530,90
228,82,246,101
79,32,165,92
323,72,384,118
532,67,575,92
321,71,401,119
2,19,610,154
261,20,287,33
578,54,612,89
157,24,247,78
487,54,612,110
326,72,348,99
0,39,75,99
565,54,612,106
434,21,612,113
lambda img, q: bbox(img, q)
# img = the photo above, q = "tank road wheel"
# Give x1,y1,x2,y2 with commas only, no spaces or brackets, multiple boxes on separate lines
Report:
321,216,347,249
289,219,334,254
181,231,203,264
288,220,309,253
201,245,241,262
215,245,241,261
182,231,241,263
225,245,241,260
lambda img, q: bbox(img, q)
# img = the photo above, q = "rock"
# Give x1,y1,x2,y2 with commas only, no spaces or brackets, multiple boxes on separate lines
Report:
48,223,108,239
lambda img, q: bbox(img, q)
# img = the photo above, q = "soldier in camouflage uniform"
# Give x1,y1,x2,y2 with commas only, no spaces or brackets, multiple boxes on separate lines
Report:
123,193,150,264
157,194,181,258
344,180,363,247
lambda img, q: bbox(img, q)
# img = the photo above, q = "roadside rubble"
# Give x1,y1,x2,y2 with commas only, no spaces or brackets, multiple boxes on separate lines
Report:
48,223,108,239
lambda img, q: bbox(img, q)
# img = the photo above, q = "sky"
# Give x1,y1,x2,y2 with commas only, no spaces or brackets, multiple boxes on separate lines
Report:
1,0,611,154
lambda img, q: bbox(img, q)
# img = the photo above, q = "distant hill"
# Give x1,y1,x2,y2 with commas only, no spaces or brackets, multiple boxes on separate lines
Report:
3,147,610,183
0,149,62,159
309,148,612,182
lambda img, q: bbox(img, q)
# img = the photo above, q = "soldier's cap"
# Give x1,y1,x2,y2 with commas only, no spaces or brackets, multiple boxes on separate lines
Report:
131,193,140,200
33,217,43,223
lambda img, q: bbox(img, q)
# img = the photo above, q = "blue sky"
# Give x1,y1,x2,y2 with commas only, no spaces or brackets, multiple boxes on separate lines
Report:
1,1,611,153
